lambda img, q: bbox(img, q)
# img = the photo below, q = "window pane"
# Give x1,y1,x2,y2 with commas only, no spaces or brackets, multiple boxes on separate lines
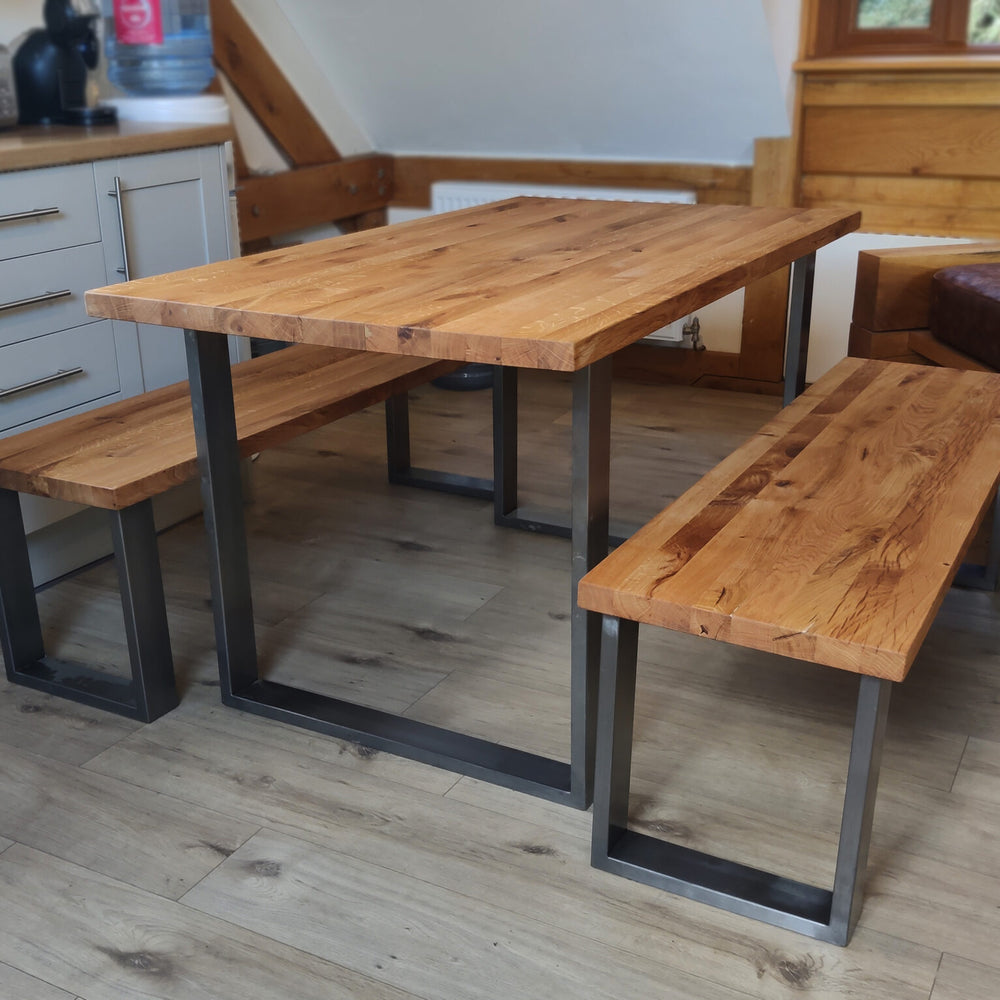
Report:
969,0,1000,43
856,0,933,28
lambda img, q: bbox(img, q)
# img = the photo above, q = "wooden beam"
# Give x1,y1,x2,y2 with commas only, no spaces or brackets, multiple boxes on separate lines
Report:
236,155,394,242
210,0,340,167
391,156,749,208
738,137,795,384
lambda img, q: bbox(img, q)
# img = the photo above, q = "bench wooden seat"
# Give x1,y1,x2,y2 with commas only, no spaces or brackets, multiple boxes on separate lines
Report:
0,344,459,722
578,357,1000,945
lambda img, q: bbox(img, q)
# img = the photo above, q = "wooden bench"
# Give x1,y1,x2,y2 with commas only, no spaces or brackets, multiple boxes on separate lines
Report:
0,344,459,722
577,357,1000,945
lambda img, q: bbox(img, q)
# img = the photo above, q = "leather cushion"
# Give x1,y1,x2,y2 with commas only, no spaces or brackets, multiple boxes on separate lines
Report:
929,264,1000,370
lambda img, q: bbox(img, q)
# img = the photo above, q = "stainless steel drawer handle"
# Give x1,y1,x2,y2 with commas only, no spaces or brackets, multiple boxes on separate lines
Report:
0,207,60,225
0,289,72,313
109,176,131,281
0,367,85,400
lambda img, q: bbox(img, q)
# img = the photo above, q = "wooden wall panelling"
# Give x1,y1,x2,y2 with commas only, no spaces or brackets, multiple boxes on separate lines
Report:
796,66,1000,239
802,105,1000,178
799,174,1000,237
801,71,1000,107
390,156,750,208
612,347,743,387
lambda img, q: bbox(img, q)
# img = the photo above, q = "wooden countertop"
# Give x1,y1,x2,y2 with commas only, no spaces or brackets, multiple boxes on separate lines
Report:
86,197,860,372
0,120,236,172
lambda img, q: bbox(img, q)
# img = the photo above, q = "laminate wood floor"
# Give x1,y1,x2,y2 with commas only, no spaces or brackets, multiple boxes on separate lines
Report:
2,372,998,1000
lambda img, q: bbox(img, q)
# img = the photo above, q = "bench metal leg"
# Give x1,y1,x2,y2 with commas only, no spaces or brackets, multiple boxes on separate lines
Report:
111,501,179,721
592,615,640,859
591,612,892,945
0,487,45,671
829,673,892,943
493,365,519,522
783,251,816,406
0,488,178,722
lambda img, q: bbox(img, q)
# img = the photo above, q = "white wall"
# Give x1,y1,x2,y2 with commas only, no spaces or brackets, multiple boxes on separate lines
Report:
271,0,790,164
0,1,46,46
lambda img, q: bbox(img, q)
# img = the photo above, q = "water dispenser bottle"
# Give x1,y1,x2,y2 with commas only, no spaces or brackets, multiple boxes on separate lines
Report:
103,0,214,96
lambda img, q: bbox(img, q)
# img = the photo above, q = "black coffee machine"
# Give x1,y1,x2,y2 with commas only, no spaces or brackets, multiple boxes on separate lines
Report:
12,0,116,125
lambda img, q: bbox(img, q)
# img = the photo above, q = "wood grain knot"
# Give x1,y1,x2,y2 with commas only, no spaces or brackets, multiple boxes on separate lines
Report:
347,741,379,760
514,843,558,856
395,538,433,552
404,625,459,643
754,950,821,987
249,859,283,878
98,949,174,977
635,818,694,841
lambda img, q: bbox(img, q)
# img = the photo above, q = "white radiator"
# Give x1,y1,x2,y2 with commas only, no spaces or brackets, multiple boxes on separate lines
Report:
430,180,696,213
430,180,698,343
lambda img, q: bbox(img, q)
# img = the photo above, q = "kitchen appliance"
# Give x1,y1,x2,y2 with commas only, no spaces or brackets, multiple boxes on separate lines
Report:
0,45,17,127
11,0,116,125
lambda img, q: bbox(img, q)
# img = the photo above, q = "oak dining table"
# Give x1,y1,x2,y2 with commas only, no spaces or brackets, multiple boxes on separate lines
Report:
85,197,860,809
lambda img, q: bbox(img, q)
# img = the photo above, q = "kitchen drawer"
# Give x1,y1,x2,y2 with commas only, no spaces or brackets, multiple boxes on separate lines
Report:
0,321,121,434
0,162,101,262
0,243,107,348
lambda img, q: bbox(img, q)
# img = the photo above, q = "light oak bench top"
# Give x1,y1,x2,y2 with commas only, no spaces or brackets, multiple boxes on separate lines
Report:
578,357,1000,682
0,345,456,510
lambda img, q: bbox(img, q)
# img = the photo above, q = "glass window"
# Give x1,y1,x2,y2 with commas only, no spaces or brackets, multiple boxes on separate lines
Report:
969,0,1000,42
810,1,1000,56
856,1,933,29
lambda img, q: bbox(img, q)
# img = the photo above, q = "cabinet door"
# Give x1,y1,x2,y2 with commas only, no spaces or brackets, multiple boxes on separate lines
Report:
94,145,243,392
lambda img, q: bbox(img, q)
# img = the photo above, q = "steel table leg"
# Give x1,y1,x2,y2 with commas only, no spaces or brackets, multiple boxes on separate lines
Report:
185,328,259,697
569,358,613,807
385,390,494,501
186,332,603,805
955,488,1000,591
783,251,817,406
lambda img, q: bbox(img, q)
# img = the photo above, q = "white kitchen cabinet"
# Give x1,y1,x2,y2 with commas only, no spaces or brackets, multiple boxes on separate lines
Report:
0,131,245,583
94,145,243,391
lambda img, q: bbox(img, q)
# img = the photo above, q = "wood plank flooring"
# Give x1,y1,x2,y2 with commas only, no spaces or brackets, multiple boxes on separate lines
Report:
2,371,998,999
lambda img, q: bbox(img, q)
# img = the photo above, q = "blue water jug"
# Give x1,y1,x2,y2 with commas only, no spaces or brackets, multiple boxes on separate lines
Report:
103,0,214,96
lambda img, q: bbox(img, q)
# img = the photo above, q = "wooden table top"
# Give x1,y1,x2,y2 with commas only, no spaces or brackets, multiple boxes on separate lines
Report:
86,199,859,373
578,357,1000,681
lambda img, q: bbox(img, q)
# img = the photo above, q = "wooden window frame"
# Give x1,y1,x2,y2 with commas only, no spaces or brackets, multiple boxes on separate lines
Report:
809,1,995,57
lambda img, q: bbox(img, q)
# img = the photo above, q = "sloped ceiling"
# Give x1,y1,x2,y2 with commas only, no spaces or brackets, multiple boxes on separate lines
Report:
259,0,790,164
